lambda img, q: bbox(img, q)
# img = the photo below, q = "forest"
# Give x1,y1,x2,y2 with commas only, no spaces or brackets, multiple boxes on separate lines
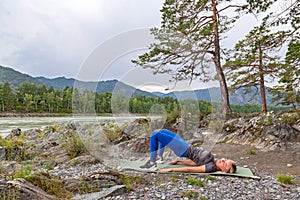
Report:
0,82,289,115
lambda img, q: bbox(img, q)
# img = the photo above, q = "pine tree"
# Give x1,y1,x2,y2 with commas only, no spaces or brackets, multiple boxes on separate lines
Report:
271,37,300,109
223,18,288,113
132,0,248,114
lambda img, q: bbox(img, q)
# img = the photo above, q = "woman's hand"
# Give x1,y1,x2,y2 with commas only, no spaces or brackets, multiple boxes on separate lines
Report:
159,168,173,172
169,160,178,165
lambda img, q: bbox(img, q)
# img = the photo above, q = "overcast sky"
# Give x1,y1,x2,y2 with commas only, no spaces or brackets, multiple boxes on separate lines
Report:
0,0,280,92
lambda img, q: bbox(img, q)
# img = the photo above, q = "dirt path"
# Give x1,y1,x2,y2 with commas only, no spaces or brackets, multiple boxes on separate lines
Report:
211,143,300,176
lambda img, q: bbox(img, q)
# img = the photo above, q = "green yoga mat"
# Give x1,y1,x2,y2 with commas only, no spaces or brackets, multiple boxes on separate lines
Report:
120,160,260,179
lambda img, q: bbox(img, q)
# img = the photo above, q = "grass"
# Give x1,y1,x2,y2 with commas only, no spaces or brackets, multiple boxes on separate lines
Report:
171,174,179,183
26,172,72,198
1,139,32,161
0,163,9,178
246,149,257,155
206,175,217,181
282,114,299,125
185,177,204,187
181,190,199,198
11,166,72,198
120,174,143,191
277,174,294,184
12,165,32,179
0,189,18,200
63,131,87,159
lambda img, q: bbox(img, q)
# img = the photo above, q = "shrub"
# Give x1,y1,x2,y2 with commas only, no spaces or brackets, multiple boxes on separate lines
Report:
246,150,257,155
282,114,299,125
120,174,143,191
12,165,32,179
25,172,72,198
166,110,180,126
171,174,179,183
181,190,199,198
63,131,87,159
277,174,294,184
185,177,204,187
1,138,32,161
206,175,217,181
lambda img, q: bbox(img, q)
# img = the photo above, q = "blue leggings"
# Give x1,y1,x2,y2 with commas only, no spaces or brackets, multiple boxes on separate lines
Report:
150,129,189,162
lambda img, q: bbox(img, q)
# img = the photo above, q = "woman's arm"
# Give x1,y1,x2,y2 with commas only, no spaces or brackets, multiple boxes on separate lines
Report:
169,159,198,166
159,165,206,173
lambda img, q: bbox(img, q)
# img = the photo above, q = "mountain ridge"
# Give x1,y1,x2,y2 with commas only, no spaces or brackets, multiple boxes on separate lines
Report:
0,65,274,105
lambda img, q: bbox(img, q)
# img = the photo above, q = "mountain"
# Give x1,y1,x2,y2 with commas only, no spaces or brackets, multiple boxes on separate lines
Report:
0,65,156,97
0,65,275,105
35,76,76,89
36,76,157,98
157,87,275,105
0,65,42,89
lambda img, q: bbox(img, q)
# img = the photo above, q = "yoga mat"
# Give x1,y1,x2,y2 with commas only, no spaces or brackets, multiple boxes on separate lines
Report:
119,160,260,179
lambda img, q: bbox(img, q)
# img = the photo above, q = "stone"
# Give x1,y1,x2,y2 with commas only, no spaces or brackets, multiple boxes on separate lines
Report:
71,185,126,200
0,147,6,160
219,112,300,151
1,178,59,200
5,128,22,139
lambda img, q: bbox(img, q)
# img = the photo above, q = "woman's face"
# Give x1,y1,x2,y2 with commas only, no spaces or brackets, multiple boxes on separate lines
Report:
216,158,234,173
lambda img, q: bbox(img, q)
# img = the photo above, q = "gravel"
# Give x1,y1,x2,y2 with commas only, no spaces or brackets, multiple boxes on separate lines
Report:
49,163,300,200
107,169,300,200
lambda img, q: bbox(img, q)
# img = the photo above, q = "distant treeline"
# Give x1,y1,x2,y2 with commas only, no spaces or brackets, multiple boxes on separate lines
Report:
0,82,289,114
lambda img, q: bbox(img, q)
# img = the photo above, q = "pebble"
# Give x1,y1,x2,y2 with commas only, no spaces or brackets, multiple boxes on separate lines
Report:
47,162,300,200
104,168,300,200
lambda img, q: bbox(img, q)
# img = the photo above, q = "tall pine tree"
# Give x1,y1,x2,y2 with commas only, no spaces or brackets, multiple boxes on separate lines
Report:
223,18,288,113
133,0,249,114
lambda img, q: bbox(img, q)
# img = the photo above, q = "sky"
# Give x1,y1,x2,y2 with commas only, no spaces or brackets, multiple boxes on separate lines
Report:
0,0,284,93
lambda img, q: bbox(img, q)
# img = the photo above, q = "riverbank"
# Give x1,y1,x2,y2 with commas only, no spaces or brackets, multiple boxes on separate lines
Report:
0,112,147,118
0,112,72,117
0,112,299,199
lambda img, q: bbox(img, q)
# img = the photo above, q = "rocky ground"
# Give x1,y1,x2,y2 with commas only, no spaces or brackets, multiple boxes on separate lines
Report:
211,143,300,176
104,170,300,200
0,111,299,199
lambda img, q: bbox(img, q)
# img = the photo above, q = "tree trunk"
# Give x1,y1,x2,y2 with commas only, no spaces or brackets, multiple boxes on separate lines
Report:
293,88,300,110
259,46,267,113
211,0,232,114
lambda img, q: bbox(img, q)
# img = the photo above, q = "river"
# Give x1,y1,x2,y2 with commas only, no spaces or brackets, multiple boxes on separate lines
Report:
0,115,153,137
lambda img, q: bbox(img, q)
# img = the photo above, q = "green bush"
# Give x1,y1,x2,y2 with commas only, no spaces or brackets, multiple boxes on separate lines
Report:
277,174,294,184
246,150,257,155
120,174,143,191
25,172,72,198
63,131,87,159
0,137,32,161
206,175,217,181
185,177,204,187
12,165,32,179
282,114,299,125
181,190,199,198
171,174,179,183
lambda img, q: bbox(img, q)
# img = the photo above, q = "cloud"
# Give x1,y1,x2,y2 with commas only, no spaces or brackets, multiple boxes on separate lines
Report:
0,0,289,92
0,0,163,78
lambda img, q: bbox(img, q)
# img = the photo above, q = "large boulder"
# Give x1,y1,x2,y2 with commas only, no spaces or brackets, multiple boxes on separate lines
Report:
220,112,300,151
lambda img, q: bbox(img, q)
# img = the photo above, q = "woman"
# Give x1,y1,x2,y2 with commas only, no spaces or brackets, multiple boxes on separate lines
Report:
139,129,236,173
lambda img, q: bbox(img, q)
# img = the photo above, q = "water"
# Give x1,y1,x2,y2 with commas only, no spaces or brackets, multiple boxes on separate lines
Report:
0,115,151,137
